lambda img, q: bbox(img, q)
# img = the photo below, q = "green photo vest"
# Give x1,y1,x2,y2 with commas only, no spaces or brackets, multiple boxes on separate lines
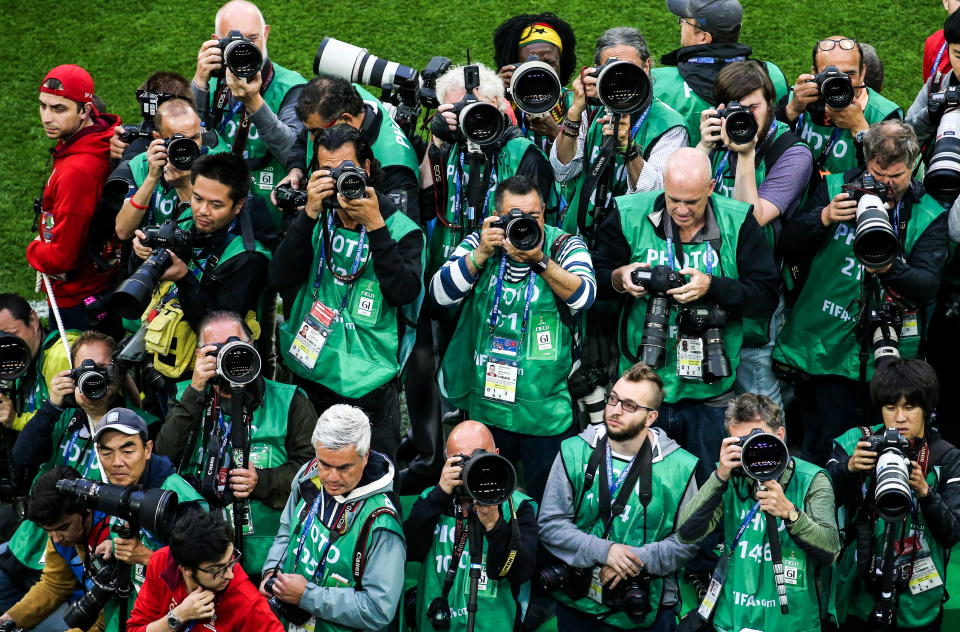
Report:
10,329,77,431
280,486,403,632
439,225,577,436
795,89,902,176
773,174,943,380
279,209,424,398
831,425,947,628
651,61,789,147
616,192,747,403
714,459,824,632
208,62,306,224
554,433,698,629
174,378,295,575
414,489,535,631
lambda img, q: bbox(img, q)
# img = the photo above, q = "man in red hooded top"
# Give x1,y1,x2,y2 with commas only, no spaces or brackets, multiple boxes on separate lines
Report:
28,64,121,333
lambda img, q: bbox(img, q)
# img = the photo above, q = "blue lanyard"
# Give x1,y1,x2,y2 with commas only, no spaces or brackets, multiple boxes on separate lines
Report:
685,56,746,64
665,238,715,275
488,254,537,346
314,211,368,289
292,493,324,567
218,101,244,135
892,201,902,239
729,501,762,552
453,153,498,223
712,151,731,190
605,443,637,496
931,42,948,81
628,104,652,142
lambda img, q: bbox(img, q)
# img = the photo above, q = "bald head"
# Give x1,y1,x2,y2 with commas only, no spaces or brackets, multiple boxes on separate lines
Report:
215,0,269,55
665,148,712,191
663,148,713,232
154,98,199,137
446,420,497,458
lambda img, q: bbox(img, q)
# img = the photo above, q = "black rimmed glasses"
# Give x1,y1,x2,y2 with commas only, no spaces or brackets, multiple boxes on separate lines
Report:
606,392,656,414
196,549,242,579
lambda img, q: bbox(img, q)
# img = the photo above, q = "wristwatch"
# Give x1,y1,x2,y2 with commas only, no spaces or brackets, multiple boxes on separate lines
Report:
785,505,801,525
531,255,550,274
854,129,867,145
167,610,182,630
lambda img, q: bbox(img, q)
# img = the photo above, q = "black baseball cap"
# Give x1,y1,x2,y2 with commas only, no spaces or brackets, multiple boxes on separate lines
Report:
667,0,743,35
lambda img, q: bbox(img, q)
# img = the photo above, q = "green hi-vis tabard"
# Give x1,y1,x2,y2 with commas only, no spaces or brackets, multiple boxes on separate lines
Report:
794,88,902,177
439,225,577,436
616,192,748,404
279,207,424,399
772,173,943,381
710,459,824,632
709,120,807,345
8,401,157,570
9,329,77,431
126,131,233,228
427,137,552,278
553,433,698,629
102,473,205,632
651,60,788,147
174,378,294,575
415,489,535,631
830,425,947,629
207,62,306,226
279,483,402,632
561,98,685,238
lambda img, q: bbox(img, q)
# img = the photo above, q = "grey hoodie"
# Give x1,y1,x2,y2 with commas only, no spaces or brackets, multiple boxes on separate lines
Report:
262,451,405,631
537,425,699,610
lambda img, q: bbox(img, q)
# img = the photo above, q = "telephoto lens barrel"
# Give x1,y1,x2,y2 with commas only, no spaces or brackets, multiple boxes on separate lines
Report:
0,334,30,380
739,430,789,481
314,36,420,90
459,450,516,506
55,479,179,537
722,102,759,144
111,249,173,319
221,31,262,78
874,449,912,521
459,101,506,146
509,56,562,114
213,338,261,386
594,60,651,114
853,194,898,269
924,109,960,203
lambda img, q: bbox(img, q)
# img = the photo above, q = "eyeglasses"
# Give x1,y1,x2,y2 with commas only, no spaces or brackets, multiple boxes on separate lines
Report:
677,16,699,28
196,549,241,578
606,392,656,414
817,38,857,52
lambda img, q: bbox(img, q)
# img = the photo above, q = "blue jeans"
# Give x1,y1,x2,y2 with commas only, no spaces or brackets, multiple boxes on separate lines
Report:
0,542,36,612
488,424,576,503
30,600,71,632
556,602,677,631
657,401,727,486
735,297,785,409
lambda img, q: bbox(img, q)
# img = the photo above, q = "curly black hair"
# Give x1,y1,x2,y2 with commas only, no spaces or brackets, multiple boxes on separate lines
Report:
492,12,577,86
26,465,85,527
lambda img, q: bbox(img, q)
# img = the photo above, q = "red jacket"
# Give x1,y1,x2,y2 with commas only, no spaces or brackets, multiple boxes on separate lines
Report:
126,547,284,632
26,111,120,308
924,30,951,83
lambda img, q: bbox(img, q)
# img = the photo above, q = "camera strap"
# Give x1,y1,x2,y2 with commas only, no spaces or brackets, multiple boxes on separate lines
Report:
488,254,536,348
597,436,652,536
439,507,471,599
351,505,399,590
576,132,617,246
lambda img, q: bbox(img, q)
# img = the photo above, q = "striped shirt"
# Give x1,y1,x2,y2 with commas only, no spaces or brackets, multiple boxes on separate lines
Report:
430,232,596,313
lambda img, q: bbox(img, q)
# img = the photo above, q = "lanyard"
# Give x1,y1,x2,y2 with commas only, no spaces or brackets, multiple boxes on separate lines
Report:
685,56,746,64
292,495,353,580
315,210,368,289
488,254,537,347
931,42,948,81
712,151,731,190
729,501,762,553
453,152,497,224
217,101,244,135
892,201,903,239
605,443,637,496
293,493,324,566
665,237,715,275
628,104,652,141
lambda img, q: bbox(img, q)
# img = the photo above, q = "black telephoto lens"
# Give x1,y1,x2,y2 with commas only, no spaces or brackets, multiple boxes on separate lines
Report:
639,296,670,369
165,135,200,171
111,249,173,319
221,31,262,78
722,102,759,144
701,327,732,384
0,334,31,380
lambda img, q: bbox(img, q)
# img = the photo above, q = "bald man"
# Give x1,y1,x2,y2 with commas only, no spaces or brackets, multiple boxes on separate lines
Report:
113,98,232,240
192,0,305,223
594,147,778,484
403,420,538,631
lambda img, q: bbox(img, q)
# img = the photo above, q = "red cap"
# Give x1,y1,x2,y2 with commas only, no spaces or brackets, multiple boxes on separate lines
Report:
39,64,95,104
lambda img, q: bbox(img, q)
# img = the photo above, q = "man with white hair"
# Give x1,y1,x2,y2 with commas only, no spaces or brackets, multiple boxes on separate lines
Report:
259,404,405,631
192,0,305,221
594,147,778,485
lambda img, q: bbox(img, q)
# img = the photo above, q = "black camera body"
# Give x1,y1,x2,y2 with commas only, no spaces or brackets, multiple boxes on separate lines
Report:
631,265,683,369
63,359,116,405
455,449,517,506
265,576,313,626
677,304,728,334
842,173,899,269
163,134,200,171
841,172,890,204
142,220,194,260
631,265,683,296
111,219,193,319
814,65,855,109
719,101,759,145
321,161,369,210
587,58,651,114
927,85,960,119
536,562,593,600
213,30,263,79
431,65,506,147
274,183,308,213
864,427,911,457
63,554,124,630
677,304,732,384
866,428,914,522
602,571,653,623
491,208,543,251
118,123,153,145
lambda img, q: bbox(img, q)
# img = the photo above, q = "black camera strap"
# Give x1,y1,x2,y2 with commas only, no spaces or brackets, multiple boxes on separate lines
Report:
597,436,652,536
575,434,609,517
351,505,400,590
576,132,617,247
230,385,252,551
439,508,471,599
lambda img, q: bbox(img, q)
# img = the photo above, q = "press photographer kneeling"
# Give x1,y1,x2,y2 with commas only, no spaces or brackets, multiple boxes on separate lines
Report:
827,359,960,632
404,420,537,631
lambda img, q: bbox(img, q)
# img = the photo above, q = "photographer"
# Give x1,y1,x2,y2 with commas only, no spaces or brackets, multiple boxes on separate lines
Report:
923,1,960,84
89,408,205,632
551,27,688,236
773,120,948,466
108,71,194,162
422,62,557,275
28,64,122,333
0,466,98,632
114,98,231,241
277,76,420,223
493,12,578,153
127,510,282,632
653,0,789,146
908,10,960,145
2,332,154,612
259,405,405,631
192,0,305,221
538,364,699,631
404,420,537,631
594,148,778,484
270,124,424,464
431,176,595,501
155,310,315,577
827,359,960,631
676,394,840,632
130,152,274,341
778,37,902,178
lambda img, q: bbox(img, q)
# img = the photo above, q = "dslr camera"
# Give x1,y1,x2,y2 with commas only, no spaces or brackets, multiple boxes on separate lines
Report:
212,30,262,79
273,183,308,214
734,428,790,482
602,571,653,623
677,304,731,384
841,172,898,268
322,161,369,209
630,265,683,369
925,86,960,203
719,101,759,145
62,554,126,630
265,575,312,626
491,208,543,251
587,58,651,114
536,562,593,600
813,65,854,109
865,428,913,522
162,134,201,171
430,65,506,147
206,336,261,387
62,359,116,406
862,301,903,368
111,220,193,319
118,88,173,144
455,449,517,506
